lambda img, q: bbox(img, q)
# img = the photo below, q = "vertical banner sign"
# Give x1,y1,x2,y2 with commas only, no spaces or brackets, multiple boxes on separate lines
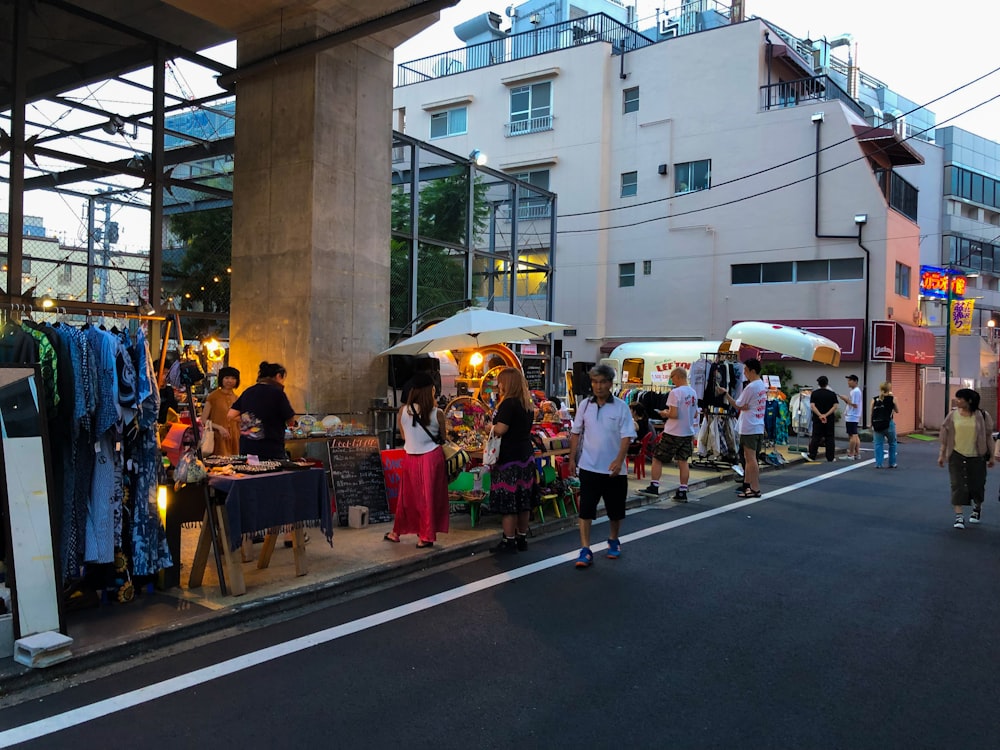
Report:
380,449,405,515
951,299,974,335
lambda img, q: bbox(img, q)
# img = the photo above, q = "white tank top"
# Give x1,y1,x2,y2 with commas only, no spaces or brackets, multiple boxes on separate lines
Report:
402,405,441,455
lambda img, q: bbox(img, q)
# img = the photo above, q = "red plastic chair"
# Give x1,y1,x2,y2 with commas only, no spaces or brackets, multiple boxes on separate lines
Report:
627,431,655,479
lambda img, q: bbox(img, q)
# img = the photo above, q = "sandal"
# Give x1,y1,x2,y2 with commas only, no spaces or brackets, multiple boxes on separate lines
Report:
736,488,762,498
416,540,434,549
383,532,400,543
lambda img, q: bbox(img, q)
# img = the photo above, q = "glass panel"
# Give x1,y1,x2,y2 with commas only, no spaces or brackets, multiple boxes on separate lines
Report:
621,171,637,197
796,260,828,281
510,87,529,120
531,81,552,118
829,257,864,279
623,87,639,113
619,262,636,287
449,107,467,134
430,112,447,138
761,262,793,283
731,264,761,284
692,159,711,191
972,173,984,204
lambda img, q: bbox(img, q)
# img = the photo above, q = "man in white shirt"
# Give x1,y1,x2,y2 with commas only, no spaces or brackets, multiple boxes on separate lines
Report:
568,364,636,568
839,374,863,460
641,367,700,502
716,358,767,498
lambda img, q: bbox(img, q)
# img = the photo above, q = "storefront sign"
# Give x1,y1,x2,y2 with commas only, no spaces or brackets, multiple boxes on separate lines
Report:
920,265,966,299
520,344,538,356
870,321,896,361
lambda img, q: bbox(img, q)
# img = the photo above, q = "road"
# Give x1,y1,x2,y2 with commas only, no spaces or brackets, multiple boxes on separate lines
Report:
2,439,1000,749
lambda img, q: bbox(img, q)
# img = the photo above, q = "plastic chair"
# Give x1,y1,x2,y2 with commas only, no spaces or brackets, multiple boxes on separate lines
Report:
627,431,655,479
448,471,486,527
535,465,567,522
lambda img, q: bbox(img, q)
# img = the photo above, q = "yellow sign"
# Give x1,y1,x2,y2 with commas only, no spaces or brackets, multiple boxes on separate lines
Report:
950,299,975,335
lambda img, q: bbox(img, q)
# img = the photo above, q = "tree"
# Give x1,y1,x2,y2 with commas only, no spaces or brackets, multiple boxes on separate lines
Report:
165,207,232,321
390,172,489,329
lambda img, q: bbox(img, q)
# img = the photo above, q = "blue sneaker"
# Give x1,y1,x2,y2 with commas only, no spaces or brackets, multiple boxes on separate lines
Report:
575,547,593,568
606,538,622,559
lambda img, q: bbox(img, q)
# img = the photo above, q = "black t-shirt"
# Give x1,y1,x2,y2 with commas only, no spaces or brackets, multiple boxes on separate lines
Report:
808,387,839,421
231,382,295,459
493,398,534,464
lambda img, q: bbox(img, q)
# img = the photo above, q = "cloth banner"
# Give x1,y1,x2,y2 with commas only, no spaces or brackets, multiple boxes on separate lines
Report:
950,299,974,335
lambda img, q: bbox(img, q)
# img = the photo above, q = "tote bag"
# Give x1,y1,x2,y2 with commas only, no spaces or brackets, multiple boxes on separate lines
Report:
482,428,502,467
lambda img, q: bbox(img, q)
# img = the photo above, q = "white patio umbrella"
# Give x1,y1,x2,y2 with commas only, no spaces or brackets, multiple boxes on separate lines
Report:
721,321,842,366
381,307,571,355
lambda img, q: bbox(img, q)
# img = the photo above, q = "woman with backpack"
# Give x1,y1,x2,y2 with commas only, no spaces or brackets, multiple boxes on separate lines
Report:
870,381,900,469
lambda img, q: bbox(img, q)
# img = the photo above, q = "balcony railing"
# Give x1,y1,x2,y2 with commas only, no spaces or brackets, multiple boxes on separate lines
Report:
759,75,865,119
396,13,655,87
505,115,554,137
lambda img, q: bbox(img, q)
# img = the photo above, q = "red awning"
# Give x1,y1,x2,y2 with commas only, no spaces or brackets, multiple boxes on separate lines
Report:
895,322,935,364
852,125,924,167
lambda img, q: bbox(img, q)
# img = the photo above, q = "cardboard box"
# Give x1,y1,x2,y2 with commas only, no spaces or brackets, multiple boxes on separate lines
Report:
348,505,369,529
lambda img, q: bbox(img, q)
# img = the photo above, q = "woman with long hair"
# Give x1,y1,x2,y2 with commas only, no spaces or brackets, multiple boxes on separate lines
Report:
489,367,537,553
938,388,995,529
384,372,449,548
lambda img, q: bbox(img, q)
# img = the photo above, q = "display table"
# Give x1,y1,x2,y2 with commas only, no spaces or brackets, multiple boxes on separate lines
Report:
188,468,331,596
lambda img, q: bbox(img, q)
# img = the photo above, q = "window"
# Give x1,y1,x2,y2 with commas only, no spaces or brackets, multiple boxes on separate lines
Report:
731,258,864,285
643,260,652,275
22,258,31,274
514,169,551,218
623,87,639,114
507,82,552,136
895,262,911,298
674,159,711,194
58,264,73,284
620,171,638,198
429,107,467,139
619,262,636,287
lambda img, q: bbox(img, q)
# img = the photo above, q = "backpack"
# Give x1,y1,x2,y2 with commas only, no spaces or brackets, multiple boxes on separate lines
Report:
871,397,891,433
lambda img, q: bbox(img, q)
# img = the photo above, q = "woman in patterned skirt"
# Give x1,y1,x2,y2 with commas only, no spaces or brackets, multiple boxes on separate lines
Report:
489,368,538,553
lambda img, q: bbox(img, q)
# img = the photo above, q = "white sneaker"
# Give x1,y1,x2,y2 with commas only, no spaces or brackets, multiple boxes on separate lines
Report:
954,515,965,529
801,452,817,462
970,507,982,524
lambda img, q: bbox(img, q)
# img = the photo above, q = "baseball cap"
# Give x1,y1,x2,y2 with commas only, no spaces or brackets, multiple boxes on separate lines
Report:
846,374,859,381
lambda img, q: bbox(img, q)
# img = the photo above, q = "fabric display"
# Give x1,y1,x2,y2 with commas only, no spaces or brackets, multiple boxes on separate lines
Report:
764,393,790,445
694,411,740,463
0,318,172,584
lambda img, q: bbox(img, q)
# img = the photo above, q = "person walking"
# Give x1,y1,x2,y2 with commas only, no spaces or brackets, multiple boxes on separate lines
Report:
384,372,450,548
641,367,699,501
839,374,863,460
716,358,767,498
870,381,900,469
801,376,839,462
488,368,537,554
938,388,994,529
567,364,636,568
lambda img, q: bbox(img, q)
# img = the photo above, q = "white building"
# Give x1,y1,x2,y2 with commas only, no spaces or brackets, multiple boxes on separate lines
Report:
394,2,930,430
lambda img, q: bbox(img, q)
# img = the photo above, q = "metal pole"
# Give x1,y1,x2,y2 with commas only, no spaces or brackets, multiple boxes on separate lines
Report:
944,269,952,419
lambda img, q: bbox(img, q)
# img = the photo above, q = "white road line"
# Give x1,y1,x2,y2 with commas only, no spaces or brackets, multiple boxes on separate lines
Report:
0,461,867,747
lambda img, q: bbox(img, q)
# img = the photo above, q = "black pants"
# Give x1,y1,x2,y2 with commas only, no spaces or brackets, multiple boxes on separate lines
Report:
808,418,836,461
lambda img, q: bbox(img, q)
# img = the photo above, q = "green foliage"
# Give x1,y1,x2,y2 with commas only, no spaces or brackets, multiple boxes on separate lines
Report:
165,207,232,316
390,173,489,328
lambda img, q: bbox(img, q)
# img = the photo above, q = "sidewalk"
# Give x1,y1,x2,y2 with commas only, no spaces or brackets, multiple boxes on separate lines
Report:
0,439,825,698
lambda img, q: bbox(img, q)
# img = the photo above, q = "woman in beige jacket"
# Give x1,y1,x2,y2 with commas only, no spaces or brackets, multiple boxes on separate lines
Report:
938,388,995,529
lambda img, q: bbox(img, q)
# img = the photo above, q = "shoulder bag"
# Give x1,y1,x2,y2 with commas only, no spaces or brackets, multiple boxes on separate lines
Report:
482,427,502,467
412,407,469,482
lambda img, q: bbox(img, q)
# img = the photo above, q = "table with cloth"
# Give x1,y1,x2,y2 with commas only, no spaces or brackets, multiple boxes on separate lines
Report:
188,467,333,596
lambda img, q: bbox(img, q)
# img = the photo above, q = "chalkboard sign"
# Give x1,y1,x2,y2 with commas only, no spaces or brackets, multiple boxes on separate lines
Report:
524,361,545,391
327,435,391,525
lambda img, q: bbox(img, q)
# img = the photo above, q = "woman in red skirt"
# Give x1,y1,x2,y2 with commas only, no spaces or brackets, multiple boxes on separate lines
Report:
384,372,449,548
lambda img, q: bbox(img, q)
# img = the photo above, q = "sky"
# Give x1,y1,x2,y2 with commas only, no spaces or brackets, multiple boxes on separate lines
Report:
7,0,1000,248
394,0,1000,143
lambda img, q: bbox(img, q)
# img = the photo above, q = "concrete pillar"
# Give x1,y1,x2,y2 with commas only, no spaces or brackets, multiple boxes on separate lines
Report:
229,13,391,417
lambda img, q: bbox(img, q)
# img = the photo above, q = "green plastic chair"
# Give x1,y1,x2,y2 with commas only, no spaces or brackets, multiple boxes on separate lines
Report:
535,465,566,522
448,471,485,527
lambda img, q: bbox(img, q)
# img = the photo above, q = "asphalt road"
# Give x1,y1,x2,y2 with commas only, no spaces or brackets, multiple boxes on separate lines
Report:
3,439,1000,749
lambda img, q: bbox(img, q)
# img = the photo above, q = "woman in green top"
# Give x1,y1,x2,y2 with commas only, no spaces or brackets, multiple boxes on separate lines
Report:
938,388,995,529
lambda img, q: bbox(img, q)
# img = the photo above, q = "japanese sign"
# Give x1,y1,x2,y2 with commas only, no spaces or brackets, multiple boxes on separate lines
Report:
920,266,966,299
950,299,974,335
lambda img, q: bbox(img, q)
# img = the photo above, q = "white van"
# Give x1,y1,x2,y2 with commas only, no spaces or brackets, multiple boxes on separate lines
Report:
600,341,724,388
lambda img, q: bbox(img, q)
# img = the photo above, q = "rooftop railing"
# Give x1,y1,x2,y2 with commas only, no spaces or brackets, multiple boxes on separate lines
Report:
759,75,866,119
396,13,656,87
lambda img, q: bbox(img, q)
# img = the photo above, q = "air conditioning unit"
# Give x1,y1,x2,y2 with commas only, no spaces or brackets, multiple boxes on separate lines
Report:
659,19,679,38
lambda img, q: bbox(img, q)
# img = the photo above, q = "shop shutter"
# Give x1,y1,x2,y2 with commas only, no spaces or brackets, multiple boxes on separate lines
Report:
886,363,918,434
